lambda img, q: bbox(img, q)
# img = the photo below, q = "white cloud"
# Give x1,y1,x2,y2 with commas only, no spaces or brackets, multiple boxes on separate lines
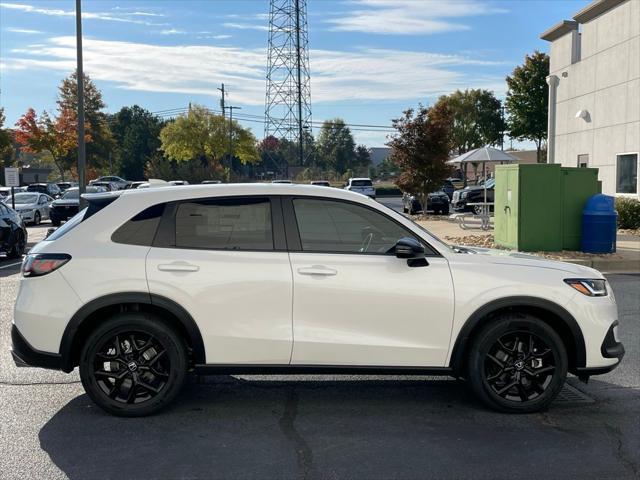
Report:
5,27,42,34
329,0,507,35
0,2,167,26
159,28,186,35
1,36,506,106
222,22,269,31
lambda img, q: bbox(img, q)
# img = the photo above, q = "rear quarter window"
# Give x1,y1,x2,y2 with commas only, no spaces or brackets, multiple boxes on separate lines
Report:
111,203,166,246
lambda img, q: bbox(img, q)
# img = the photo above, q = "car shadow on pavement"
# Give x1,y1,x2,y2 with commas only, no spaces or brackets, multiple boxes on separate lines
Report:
38,375,639,480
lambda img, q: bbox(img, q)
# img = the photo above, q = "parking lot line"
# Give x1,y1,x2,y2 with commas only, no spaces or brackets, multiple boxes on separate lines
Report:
0,261,22,270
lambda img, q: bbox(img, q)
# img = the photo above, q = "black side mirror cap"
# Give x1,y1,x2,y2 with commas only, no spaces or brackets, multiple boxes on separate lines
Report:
395,237,425,259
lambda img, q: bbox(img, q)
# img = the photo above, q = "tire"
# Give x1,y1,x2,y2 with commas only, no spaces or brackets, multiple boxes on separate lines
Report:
51,216,61,227
79,313,188,417
402,206,408,214
467,313,568,413
7,229,26,259
33,211,41,225
473,205,483,215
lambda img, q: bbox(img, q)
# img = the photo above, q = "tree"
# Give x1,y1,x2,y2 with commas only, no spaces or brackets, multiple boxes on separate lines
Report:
388,103,453,210
434,89,504,155
14,108,89,180
159,105,259,172
0,108,14,176
110,106,164,180
57,71,115,169
354,144,371,171
505,51,549,162
316,119,356,174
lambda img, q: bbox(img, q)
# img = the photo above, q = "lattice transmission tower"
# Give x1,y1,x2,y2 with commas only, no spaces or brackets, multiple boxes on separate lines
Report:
264,0,312,167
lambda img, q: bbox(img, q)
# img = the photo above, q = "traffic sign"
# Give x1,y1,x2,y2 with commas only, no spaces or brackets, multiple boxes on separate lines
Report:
4,167,19,187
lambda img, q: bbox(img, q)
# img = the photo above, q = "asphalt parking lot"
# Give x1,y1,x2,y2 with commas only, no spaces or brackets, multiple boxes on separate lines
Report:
0,223,638,479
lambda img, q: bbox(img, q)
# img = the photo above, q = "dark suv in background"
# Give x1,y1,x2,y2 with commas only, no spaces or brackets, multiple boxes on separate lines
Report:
451,178,495,214
402,190,450,215
49,186,107,226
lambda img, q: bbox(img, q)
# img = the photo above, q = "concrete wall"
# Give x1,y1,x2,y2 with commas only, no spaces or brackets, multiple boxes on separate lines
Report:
549,0,639,199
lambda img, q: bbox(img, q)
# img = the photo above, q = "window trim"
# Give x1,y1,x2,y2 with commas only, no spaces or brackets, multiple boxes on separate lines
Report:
615,151,639,196
153,195,286,252
283,195,441,257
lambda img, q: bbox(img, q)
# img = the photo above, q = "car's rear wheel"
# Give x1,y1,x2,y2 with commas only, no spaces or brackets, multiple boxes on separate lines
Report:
33,211,41,225
467,314,567,413
79,313,187,417
7,229,26,258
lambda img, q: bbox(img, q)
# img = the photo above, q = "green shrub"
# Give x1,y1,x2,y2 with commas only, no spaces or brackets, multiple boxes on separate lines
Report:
615,197,640,229
375,185,402,197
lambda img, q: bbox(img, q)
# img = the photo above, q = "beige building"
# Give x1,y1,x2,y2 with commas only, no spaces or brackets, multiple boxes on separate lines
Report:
541,0,639,199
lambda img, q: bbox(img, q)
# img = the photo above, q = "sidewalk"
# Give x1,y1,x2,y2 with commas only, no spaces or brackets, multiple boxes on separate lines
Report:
416,217,640,274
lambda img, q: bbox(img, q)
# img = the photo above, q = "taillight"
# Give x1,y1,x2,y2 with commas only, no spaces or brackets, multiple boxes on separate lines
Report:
22,254,71,278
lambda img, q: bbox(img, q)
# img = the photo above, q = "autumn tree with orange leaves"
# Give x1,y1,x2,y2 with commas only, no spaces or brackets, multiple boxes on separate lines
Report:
15,108,90,181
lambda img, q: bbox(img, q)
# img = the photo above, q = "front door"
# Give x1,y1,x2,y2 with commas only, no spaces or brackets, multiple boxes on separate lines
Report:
146,196,293,364
287,197,455,367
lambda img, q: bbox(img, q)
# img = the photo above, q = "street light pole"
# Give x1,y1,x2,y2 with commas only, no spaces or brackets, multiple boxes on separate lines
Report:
75,0,87,208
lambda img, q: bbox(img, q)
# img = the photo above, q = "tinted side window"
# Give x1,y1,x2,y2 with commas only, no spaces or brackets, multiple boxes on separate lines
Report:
293,199,417,254
112,203,165,246
174,198,273,250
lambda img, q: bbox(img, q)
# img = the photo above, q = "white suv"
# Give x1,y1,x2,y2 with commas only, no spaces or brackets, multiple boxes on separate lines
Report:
11,185,624,416
344,178,376,198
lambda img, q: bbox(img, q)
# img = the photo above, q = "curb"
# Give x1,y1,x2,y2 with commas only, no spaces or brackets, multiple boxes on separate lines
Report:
559,257,640,273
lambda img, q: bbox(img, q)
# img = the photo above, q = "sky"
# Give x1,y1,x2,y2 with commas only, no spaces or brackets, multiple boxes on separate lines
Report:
0,0,586,147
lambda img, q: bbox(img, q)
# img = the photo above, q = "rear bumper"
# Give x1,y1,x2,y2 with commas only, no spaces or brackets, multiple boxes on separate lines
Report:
11,324,63,370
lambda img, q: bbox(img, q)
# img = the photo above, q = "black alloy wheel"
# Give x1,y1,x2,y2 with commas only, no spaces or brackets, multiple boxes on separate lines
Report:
468,314,567,413
80,314,187,417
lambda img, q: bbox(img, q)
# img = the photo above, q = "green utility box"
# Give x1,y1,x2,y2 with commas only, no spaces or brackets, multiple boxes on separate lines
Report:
494,164,600,251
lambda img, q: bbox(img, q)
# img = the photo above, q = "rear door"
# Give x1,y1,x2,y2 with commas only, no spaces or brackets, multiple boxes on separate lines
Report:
285,197,455,367
146,196,293,365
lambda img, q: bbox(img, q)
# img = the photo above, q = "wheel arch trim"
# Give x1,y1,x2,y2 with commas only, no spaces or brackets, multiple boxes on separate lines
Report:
59,292,206,372
449,296,586,375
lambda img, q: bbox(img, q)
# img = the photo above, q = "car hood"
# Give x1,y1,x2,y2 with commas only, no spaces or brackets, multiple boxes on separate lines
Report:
450,245,603,277
52,199,79,206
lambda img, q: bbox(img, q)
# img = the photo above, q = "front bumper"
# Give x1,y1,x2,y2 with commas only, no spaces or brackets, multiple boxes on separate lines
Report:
17,210,35,222
576,321,624,377
11,324,63,370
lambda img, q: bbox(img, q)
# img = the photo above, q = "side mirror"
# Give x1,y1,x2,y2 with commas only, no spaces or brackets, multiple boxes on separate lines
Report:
394,237,425,259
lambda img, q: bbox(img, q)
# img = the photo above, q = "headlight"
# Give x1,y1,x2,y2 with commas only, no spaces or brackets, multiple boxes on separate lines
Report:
460,191,469,199
564,278,607,297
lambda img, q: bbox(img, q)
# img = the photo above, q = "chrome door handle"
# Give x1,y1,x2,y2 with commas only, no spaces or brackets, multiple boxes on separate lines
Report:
297,265,337,276
157,262,200,272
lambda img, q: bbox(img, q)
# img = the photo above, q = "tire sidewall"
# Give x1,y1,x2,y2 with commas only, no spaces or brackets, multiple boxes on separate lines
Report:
79,313,187,417
469,316,568,413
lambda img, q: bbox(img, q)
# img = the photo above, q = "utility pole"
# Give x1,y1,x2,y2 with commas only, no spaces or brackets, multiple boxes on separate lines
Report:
295,0,304,166
500,104,505,151
75,0,86,208
218,83,226,118
227,106,242,167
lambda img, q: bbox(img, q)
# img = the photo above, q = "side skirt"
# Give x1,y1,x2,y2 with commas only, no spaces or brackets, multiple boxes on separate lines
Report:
194,364,456,376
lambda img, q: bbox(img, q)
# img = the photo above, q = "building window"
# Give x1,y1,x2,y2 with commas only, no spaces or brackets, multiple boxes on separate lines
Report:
577,154,589,168
616,154,638,194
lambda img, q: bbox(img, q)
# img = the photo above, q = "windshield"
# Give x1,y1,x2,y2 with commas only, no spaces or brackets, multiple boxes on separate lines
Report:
5,193,38,204
351,180,372,187
62,189,79,199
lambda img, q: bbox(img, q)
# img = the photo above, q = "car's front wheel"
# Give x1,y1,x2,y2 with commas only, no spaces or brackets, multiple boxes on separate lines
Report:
79,313,188,417
467,314,568,413
33,211,41,225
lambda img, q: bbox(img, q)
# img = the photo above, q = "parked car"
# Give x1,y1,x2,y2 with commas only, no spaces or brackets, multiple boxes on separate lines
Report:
125,181,148,190
90,176,129,190
27,183,61,198
344,178,376,198
56,182,77,193
452,178,495,214
3,192,52,225
0,202,27,258
441,180,455,200
11,184,623,416
402,191,450,215
91,181,119,191
201,180,222,184
49,186,107,226
271,179,292,184
311,180,331,187
168,180,190,186
447,177,464,190
0,186,26,198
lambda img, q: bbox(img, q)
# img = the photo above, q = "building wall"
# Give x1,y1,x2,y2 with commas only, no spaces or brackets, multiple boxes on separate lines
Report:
549,0,639,199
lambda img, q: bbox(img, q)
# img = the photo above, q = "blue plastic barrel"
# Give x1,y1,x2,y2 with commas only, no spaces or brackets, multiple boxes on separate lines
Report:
581,194,617,253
